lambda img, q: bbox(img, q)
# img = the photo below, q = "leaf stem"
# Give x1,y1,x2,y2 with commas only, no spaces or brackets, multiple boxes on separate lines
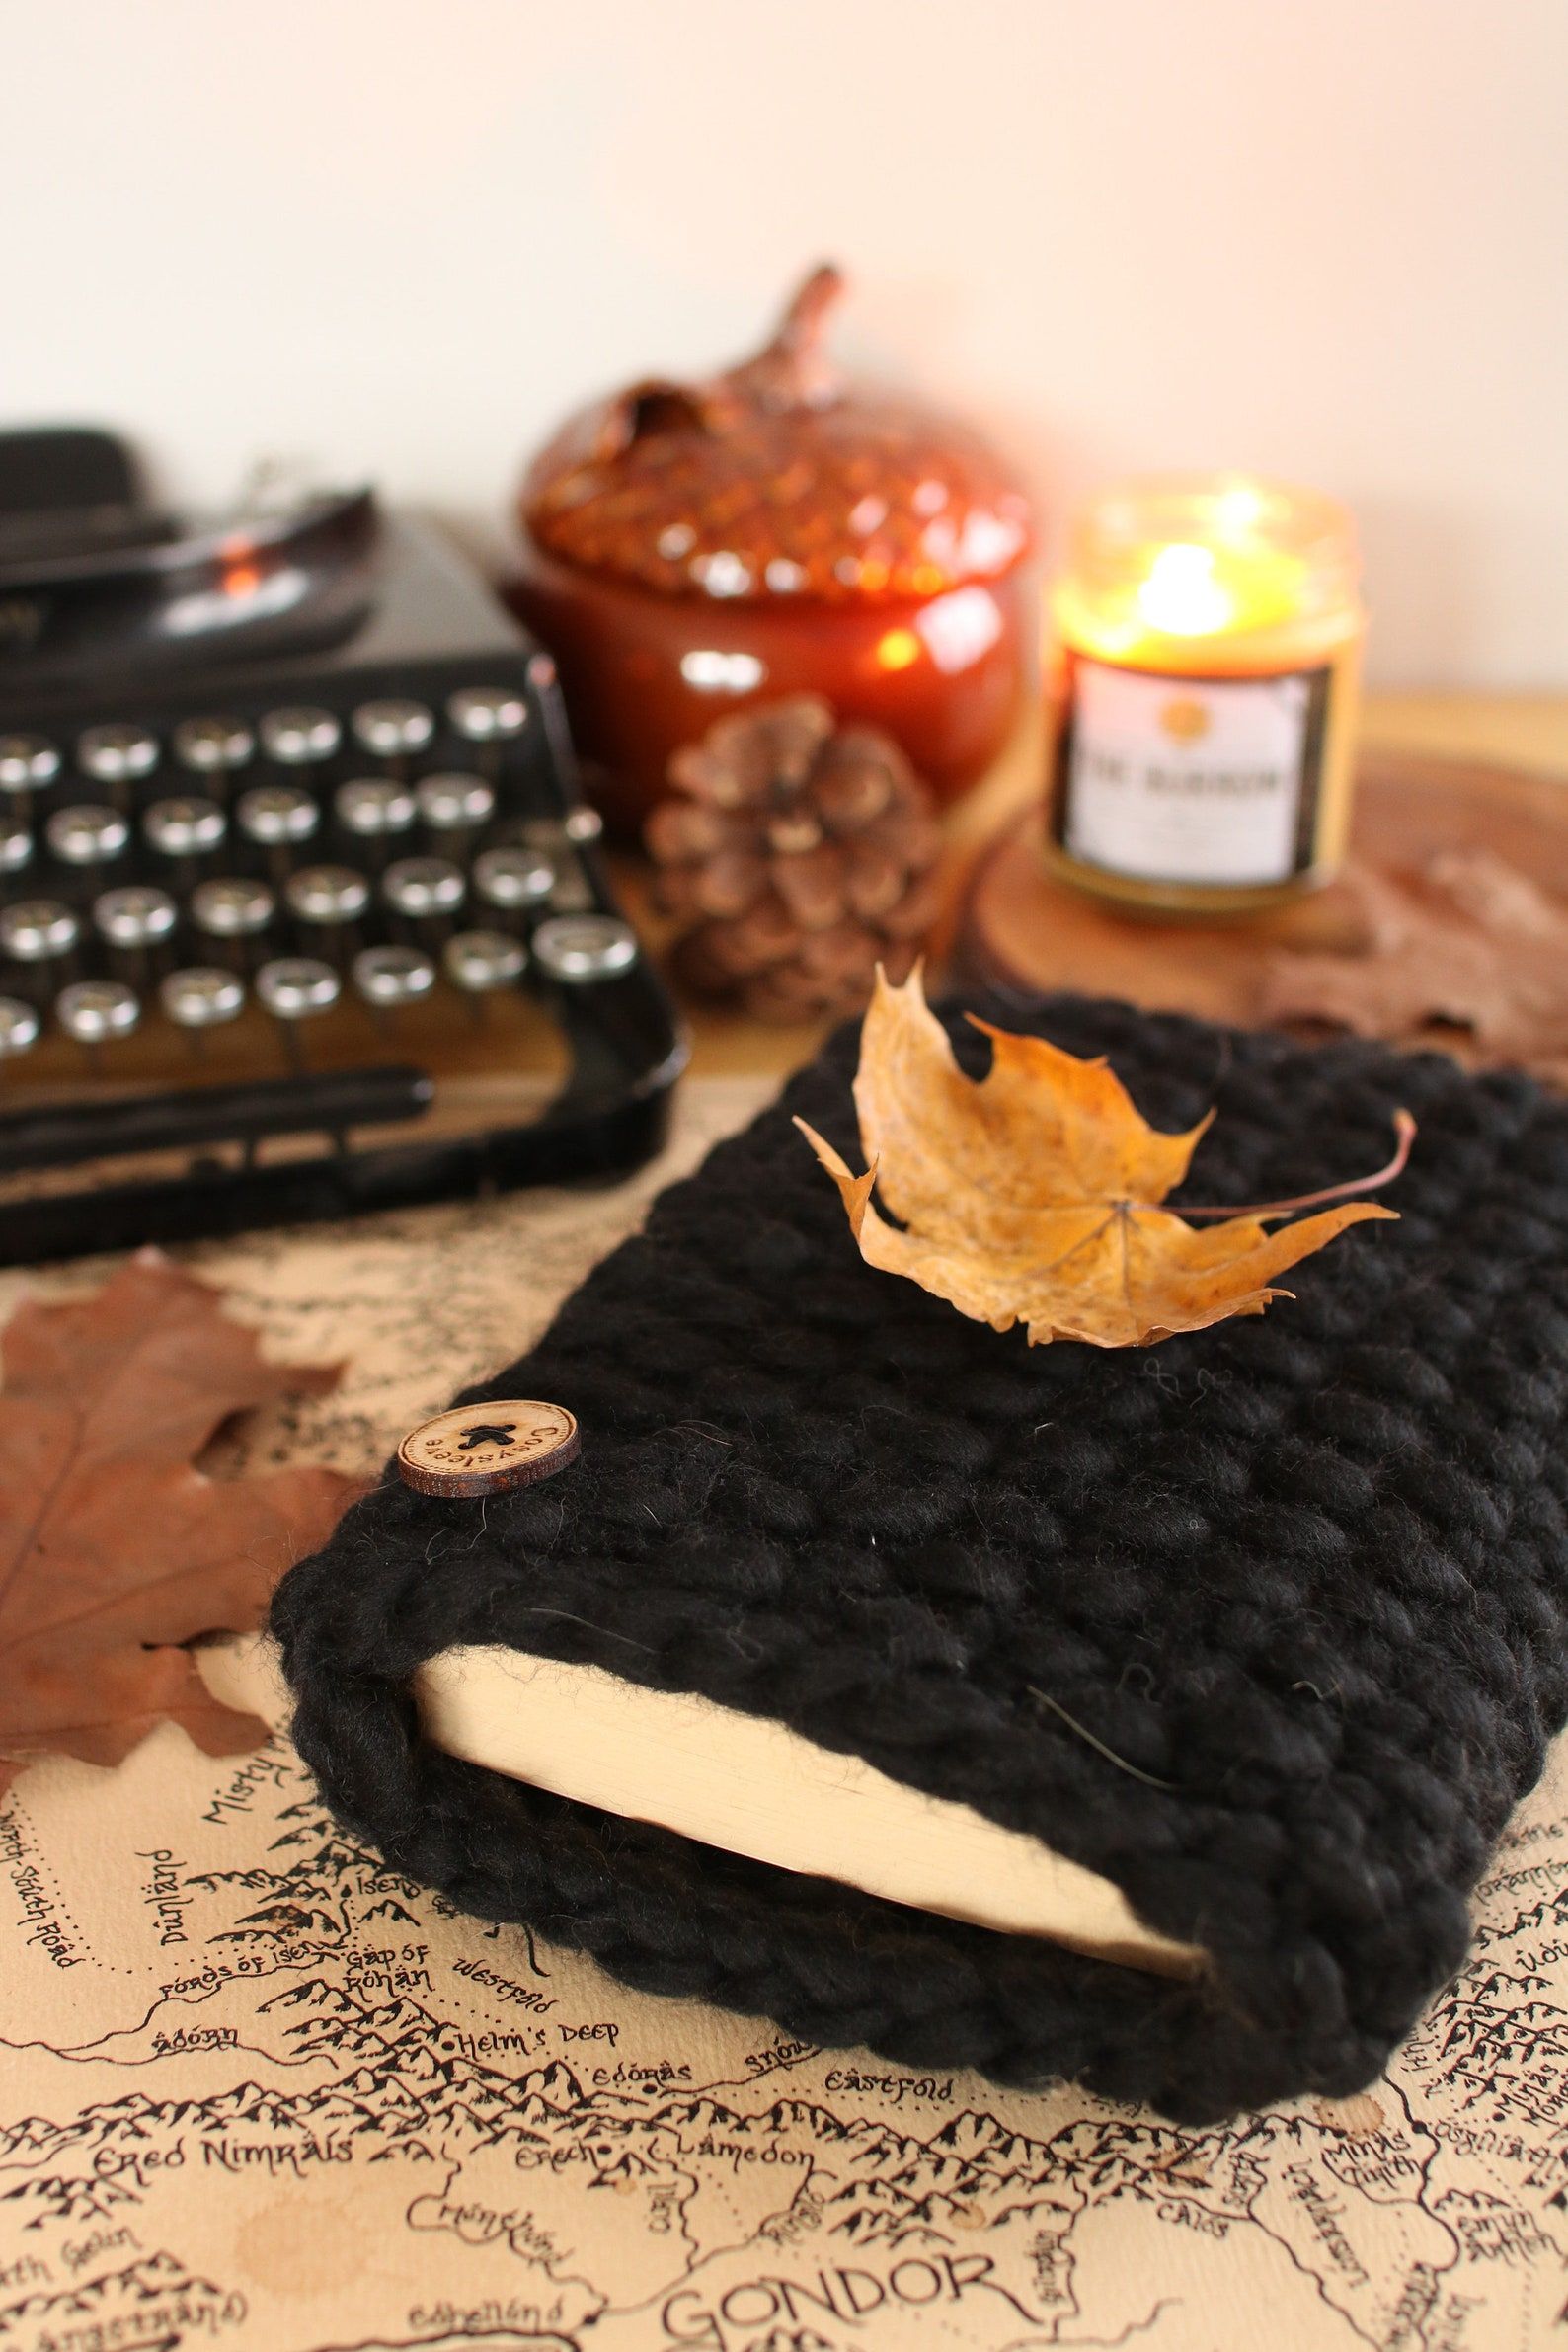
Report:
1176,1109,1416,1221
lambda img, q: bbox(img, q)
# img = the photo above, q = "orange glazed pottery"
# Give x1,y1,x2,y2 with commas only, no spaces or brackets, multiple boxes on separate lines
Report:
507,267,1036,835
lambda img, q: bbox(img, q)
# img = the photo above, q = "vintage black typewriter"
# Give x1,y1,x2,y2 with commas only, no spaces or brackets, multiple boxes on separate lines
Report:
0,430,684,1265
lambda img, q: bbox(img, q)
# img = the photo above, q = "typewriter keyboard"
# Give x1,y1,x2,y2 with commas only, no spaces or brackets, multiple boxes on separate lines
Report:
0,663,683,1264
0,687,640,1088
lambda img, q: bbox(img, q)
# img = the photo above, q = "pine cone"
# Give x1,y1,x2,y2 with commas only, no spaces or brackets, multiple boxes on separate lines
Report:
645,696,943,1022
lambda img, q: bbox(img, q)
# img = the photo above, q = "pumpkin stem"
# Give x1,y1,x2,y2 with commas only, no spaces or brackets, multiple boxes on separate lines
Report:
588,266,850,463
771,263,845,358
729,263,847,413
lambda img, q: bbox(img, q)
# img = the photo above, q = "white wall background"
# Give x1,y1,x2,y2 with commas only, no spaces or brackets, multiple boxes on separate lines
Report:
2,0,1565,688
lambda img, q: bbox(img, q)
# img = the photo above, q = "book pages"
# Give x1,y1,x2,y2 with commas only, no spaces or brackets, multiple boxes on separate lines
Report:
416,1647,1205,1974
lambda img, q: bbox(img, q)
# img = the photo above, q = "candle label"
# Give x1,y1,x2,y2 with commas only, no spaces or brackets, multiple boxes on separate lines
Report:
1052,657,1333,888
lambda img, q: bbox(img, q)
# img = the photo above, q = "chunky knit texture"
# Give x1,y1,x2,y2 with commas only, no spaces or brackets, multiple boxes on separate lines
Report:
273,993,1568,2124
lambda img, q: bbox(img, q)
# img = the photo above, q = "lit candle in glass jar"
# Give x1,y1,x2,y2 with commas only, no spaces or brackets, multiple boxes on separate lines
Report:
1046,476,1365,914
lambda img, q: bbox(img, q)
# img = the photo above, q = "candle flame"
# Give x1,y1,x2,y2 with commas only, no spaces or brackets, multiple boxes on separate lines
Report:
1135,544,1233,636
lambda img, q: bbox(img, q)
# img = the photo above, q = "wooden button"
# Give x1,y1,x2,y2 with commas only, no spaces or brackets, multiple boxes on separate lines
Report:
398,1400,580,1498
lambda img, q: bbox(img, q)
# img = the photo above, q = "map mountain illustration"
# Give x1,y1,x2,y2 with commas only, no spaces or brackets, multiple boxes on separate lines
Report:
0,2250,246,2352
2,1709,1567,2348
186,1793,425,1942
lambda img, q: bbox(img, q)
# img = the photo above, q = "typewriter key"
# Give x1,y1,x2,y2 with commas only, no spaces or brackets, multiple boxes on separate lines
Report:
286,864,372,927
473,845,553,913
174,715,254,778
161,967,245,1030
416,772,495,833
516,806,604,853
383,856,466,920
238,786,320,866
0,824,32,874
256,956,340,1069
260,706,340,766
352,698,434,759
532,914,639,983
0,997,40,1057
57,979,140,1057
256,959,338,1016
0,734,60,808
353,943,435,1008
46,805,130,866
192,876,274,941
241,793,318,891
1,900,78,964
78,724,158,791
256,957,340,1018
336,777,416,846
145,795,227,861
94,885,179,949
447,685,527,743
443,929,526,991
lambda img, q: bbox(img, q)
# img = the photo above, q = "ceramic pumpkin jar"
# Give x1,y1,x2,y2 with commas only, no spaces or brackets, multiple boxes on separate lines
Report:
506,267,1036,835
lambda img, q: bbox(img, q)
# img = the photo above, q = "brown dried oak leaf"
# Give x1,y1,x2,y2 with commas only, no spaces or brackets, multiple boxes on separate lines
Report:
796,966,1404,1349
0,1254,365,1795
1260,848,1568,1083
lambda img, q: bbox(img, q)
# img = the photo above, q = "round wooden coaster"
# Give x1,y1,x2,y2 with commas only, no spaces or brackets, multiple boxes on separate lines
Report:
957,750,1568,1058
398,1401,580,1499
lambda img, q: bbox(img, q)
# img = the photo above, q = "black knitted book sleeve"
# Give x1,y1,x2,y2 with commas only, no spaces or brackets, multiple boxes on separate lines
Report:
272,993,1568,2125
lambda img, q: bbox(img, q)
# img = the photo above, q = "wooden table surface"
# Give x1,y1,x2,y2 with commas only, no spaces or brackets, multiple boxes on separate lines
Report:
635,692,1568,1082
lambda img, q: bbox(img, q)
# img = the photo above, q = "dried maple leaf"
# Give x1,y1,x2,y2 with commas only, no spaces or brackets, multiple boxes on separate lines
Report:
796,968,1404,1349
1260,849,1568,1083
0,1253,366,1795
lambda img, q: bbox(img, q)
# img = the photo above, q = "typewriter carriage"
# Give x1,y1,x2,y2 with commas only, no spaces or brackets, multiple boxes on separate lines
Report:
0,455,685,1265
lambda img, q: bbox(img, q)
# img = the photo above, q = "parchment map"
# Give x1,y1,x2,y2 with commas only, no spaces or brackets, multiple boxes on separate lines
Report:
2,1077,1566,2352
